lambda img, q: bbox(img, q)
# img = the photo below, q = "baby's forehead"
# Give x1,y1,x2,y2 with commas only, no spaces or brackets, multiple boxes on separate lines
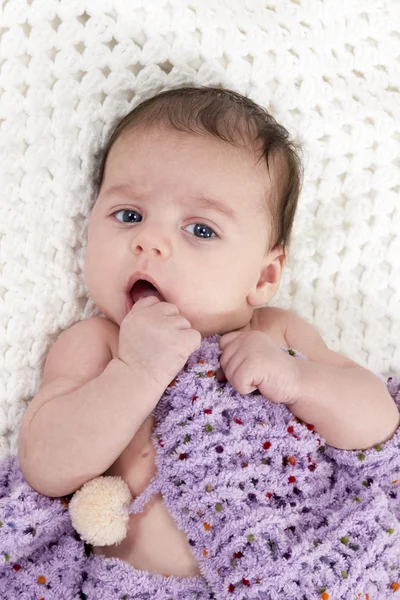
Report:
108,124,265,173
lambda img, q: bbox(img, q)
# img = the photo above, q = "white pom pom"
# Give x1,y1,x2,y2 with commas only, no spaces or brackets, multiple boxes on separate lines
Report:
69,476,132,546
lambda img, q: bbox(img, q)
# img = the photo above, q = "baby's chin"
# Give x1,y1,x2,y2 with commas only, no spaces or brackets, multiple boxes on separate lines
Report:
194,317,244,339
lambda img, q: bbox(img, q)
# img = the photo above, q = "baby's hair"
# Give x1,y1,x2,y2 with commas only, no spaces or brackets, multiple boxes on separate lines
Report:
95,85,303,256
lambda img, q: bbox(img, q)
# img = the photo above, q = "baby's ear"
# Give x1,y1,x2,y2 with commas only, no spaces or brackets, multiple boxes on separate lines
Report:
247,246,286,308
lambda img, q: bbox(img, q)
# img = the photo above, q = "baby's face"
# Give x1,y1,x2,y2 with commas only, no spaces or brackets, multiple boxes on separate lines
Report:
84,125,281,336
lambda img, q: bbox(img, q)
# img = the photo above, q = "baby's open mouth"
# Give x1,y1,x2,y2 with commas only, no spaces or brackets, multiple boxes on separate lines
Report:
130,279,165,303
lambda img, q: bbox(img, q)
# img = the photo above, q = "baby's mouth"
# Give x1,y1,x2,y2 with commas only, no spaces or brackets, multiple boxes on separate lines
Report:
130,279,165,304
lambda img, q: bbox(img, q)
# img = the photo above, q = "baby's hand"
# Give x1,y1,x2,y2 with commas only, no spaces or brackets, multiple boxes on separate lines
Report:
118,297,201,391
218,331,299,405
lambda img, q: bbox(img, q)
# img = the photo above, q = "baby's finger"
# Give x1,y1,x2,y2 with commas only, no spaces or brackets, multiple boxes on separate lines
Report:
169,314,192,329
219,341,239,371
219,330,242,349
220,349,246,384
155,301,180,316
134,295,161,306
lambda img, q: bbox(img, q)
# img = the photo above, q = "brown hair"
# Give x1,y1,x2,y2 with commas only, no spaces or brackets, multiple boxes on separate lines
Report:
95,85,303,256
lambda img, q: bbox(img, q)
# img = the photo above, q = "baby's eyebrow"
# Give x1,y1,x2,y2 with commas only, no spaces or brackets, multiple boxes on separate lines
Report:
101,184,141,201
188,195,237,222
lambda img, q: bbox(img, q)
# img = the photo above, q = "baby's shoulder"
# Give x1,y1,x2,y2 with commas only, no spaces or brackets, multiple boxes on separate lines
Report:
255,308,360,369
91,316,120,358
38,315,117,390
67,315,118,348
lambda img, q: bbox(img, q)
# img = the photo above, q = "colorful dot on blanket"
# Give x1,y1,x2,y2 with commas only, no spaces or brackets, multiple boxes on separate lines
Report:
69,476,132,546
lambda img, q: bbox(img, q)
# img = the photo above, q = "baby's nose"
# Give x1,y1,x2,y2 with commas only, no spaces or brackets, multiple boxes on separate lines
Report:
131,227,172,258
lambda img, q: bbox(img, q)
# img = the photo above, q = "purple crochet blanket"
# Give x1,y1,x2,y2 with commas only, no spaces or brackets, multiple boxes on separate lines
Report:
1,335,400,600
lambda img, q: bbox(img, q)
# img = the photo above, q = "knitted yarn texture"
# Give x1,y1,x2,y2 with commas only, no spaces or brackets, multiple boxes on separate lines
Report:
131,336,400,599
1,337,400,599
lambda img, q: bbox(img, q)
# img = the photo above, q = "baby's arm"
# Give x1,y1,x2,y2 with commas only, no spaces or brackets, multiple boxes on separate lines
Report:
18,317,164,498
282,310,400,450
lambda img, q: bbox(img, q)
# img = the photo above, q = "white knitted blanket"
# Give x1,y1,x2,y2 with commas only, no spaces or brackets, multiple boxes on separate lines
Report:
0,0,399,460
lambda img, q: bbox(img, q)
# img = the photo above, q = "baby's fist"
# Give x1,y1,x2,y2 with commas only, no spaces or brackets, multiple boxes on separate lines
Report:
218,330,299,404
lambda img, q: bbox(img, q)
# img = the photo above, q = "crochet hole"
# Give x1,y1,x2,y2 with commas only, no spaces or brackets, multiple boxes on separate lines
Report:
49,15,62,31
160,60,174,74
107,38,118,51
78,12,91,26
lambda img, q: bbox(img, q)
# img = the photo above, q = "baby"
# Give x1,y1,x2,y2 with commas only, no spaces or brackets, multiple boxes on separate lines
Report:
9,85,400,598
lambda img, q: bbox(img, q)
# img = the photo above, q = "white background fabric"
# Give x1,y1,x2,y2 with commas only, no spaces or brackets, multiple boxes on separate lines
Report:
0,0,399,459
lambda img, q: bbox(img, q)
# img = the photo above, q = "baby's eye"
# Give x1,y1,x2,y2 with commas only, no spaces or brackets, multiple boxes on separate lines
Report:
113,209,142,223
185,223,217,239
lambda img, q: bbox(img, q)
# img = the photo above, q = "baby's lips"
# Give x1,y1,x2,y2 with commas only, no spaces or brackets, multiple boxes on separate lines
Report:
130,280,164,303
